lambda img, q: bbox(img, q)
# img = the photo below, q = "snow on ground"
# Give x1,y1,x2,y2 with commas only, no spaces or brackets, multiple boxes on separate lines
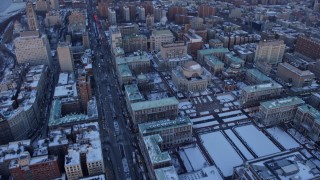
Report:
224,130,254,160
200,131,243,177
267,127,300,150
214,109,220,113
216,94,235,102
222,107,229,111
200,111,209,115
235,125,280,157
191,115,214,123
193,121,219,129
207,95,213,102
218,110,242,118
223,114,248,123
179,145,208,172
178,102,193,109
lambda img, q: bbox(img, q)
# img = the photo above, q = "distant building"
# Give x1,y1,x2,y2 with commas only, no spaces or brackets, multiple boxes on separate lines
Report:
168,6,187,21
294,104,320,142
276,62,315,87
254,40,285,65
98,2,109,17
122,34,147,53
108,8,117,25
57,42,74,72
150,30,175,52
146,14,154,29
209,39,223,48
138,6,146,21
295,36,320,60
35,0,50,12
123,6,130,22
138,116,193,149
50,0,59,10
257,97,305,126
26,2,39,31
197,5,215,18
240,82,283,107
184,29,204,57
172,61,211,92
154,42,192,70
15,31,52,67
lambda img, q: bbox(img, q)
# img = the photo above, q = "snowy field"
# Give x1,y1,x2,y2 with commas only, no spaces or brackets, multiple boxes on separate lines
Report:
235,125,280,157
218,110,242,117
267,127,300,150
216,94,235,102
223,114,248,123
200,131,243,177
224,130,254,160
179,145,208,172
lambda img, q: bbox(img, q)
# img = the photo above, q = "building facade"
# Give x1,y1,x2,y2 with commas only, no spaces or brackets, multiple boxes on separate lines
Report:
150,30,175,52
254,40,285,65
57,42,74,72
257,97,305,126
122,34,147,53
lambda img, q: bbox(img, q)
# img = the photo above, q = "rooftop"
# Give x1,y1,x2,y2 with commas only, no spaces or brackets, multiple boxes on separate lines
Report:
246,69,272,82
204,55,224,65
124,84,144,102
152,29,173,36
155,166,179,180
117,64,132,78
242,82,283,93
131,97,178,111
116,55,150,65
143,134,171,165
279,62,315,77
297,105,320,120
139,116,192,134
198,48,230,56
261,97,305,109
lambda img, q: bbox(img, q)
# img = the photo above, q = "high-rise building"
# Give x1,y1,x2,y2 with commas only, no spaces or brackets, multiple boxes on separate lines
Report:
197,5,216,18
146,14,154,29
123,6,130,22
77,72,92,112
50,0,59,10
36,0,50,12
26,2,39,31
108,8,117,25
98,2,109,17
122,34,148,53
82,32,90,49
109,26,122,49
15,31,52,67
68,11,86,34
254,40,285,65
150,30,175,52
65,150,84,180
138,6,146,21
184,29,204,57
57,42,74,72
295,36,320,60
168,6,187,21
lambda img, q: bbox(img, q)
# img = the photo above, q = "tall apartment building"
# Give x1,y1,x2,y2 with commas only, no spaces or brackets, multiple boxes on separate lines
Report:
150,30,175,52
65,150,83,180
109,26,122,49
153,6,166,22
140,134,171,180
138,6,146,21
129,97,179,126
254,40,285,65
294,104,320,142
35,0,50,12
50,0,59,10
118,24,139,36
240,82,283,107
108,8,117,25
146,14,154,29
276,62,315,87
123,6,130,22
77,72,92,112
168,6,187,21
122,34,148,53
57,42,74,72
257,97,305,126
198,5,216,18
68,11,86,34
15,31,52,67
138,117,193,149
26,2,39,31
9,152,61,180
184,29,204,57
295,36,320,60
98,2,109,17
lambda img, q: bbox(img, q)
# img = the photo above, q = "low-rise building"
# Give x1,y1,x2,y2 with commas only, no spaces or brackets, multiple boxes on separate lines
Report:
293,104,320,142
240,82,283,107
257,97,305,126
245,69,272,84
203,55,224,75
150,30,175,52
155,166,179,180
276,62,315,87
129,97,179,126
140,134,171,180
117,64,133,86
309,92,320,109
138,116,193,149
172,61,211,92
197,48,229,65
122,34,147,53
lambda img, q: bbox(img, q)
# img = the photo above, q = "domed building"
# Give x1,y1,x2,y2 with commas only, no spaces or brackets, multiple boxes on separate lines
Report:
172,61,211,92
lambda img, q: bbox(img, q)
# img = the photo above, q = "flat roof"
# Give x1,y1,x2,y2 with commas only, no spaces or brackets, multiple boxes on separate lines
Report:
246,69,272,82
116,55,150,65
279,62,315,76
131,97,178,111
204,55,224,65
297,104,320,121
124,84,144,102
242,82,283,93
153,29,173,36
155,166,179,180
143,134,171,165
138,116,192,134
198,48,230,56
225,53,245,65
117,64,132,77
261,97,304,109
